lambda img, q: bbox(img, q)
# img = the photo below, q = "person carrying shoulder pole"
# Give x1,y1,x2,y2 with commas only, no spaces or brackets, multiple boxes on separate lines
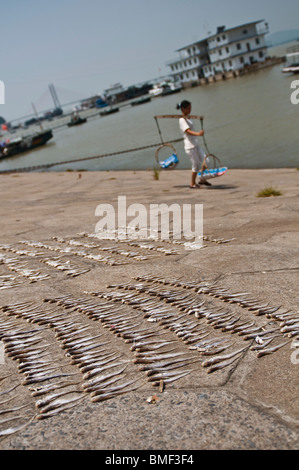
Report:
177,100,211,189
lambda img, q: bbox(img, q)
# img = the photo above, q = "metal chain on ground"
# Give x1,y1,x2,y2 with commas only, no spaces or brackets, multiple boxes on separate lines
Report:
0,138,183,174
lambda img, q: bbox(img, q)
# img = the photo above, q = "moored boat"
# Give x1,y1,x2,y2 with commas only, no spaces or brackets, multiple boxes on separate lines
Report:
67,115,87,126
99,107,119,116
0,130,53,158
131,96,151,106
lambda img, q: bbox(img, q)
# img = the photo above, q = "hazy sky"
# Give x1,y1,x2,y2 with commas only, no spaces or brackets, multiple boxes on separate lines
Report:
1,0,298,121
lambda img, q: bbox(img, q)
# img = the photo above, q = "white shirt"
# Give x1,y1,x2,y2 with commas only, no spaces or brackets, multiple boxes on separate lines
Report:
179,116,198,150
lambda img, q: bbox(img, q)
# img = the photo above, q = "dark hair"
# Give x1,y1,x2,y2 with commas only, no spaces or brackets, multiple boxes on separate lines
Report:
176,100,191,110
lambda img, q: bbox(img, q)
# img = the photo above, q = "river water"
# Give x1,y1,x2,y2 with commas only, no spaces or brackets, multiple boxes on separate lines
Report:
1,43,299,172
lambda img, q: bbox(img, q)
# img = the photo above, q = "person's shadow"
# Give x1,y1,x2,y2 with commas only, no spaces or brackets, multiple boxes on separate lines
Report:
174,184,238,190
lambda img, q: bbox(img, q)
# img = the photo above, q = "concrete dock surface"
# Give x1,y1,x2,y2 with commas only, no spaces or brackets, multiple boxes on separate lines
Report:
0,168,298,450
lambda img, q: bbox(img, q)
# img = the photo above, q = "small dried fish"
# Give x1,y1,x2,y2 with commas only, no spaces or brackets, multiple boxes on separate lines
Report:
256,341,290,358
249,335,280,351
36,396,86,419
0,415,36,438
144,358,201,376
29,381,81,397
82,361,129,381
23,373,79,386
202,346,248,368
83,365,128,391
90,381,143,402
150,370,192,386
0,384,20,396
0,403,32,416
35,390,84,409
90,378,140,397
133,352,191,364
207,354,242,374
80,354,122,374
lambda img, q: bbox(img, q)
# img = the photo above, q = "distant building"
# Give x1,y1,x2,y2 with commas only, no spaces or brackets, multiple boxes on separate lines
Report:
167,20,269,83
103,83,125,101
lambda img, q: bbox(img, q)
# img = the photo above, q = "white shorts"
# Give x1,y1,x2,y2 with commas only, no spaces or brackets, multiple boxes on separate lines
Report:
185,146,206,173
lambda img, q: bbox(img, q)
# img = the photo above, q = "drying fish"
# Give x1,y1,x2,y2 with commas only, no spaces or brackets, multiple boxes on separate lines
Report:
0,415,36,438
221,317,241,331
238,326,262,336
150,370,192,386
90,378,140,397
257,306,282,315
29,381,81,397
36,395,86,419
247,302,269,311
66,342,111,356
83,365,128,391
80,354,122,374
86,375,126,393
202,346,248,368
256,341,290,358
82,361,129,382
35,390,84,409
189,337,228,350
242,327,280,340
207,354,243,374
280,318,299,327
0,414,32,426
146,369,192,381
0,384,20,397
90,381,143,402
134,347,177,356
250,335,281,350
0,394,21,407
141,356,201,373
133,352,191,364
23,372,79,386
68,342,111,360
200,343,234,356
130,339,176,352
0,403,32,416
74,350,119,366
280,323,299,333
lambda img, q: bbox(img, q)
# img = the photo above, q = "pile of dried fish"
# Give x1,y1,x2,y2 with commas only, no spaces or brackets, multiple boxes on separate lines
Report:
41,257,90,277
0,274,23,290
0,254,50,283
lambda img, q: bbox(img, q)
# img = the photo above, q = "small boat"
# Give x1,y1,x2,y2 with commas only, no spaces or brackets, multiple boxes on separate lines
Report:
161,84,182,96
131,96,151,106
149,81,182,97
99,107,119,116
282,47,299,74
67,115,87,126
0,130,53,158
